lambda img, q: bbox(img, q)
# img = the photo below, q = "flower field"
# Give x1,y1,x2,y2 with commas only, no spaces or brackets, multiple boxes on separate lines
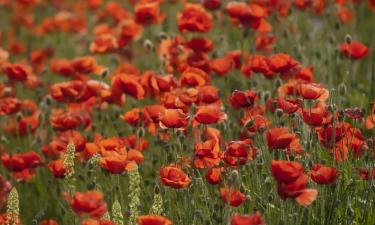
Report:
0,0,374,224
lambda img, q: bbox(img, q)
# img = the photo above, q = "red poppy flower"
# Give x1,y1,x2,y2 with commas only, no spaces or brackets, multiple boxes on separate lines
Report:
1,151,42,172
50,80,93,103
225,139,255,166
160,165,191,189
184,37,214,53
48,159,67,178
134,2,165,25
72,56,104,75
194,105,227,125
266,127,295,150
340,40,369,59
49,109,91,131
297,83,329,101
210,56,234,76
220,188,246,207
81,218,116,225
159,108,189,129
203,0,222,10
64,191,107,218
0,97,21,115
231,212,265,225
229,90,258,108
179,67,210,87
277,97,302,114
206,167,224,185
112,74,146,99
137,215,172,225
90,34,119,54
177,4,212,33
194,139,222,168
302,103,332,127
309,164,339,184
39,219,59,225
267,53,299,73
226,2,266,29
2,63,33,81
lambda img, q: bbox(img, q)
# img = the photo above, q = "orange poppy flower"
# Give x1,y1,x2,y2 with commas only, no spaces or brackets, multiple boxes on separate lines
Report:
0,97,21,115
48,159,67,178
203,0,222,10
134,2,165,25
137,215,172,225
230,212,265,225
64,191,107,218
49,109,91,131
177,4,212,33
179,67,210,87
267,53,299,74
266,127,296,150
50,58,75,77
194,105,227,125
160,165,191,189
112,74,146,99
210,56,234,77
1,151,42,172
340,40,369,59
226,2,266,29
206,167,224,185
309,164,339,185
50,80,93,103
302,103,332,127
297,82,329,101
158,108,189,129
197,85,220,105
90,33,118,54
117,19,143,48
193,139,222,168
72,56,104,75
2,63,33,81
220,188,246,207
242,54,273,79
229,90,258,108
225,139,256,166
184,37,214,53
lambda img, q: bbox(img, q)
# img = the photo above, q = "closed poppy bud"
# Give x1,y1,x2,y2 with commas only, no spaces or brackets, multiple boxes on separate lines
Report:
231,212,265,225
340,40,369,59
159,109,189,129
219,188,246,207
137,215,172,225
229,90,258,108
309,164,339,184
160,165,191,189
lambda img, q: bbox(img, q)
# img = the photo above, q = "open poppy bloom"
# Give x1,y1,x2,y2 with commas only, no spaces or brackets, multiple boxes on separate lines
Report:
206,167,224,185
297,83,329,101
229,90,258,108
158,108,189,130
160,165,191,189
134,2,165,26
231,212,265,225
179,67,210,87
112,74,146,99
220,188,246,207
308,164,339,185
177,4,212,33
2,63,33,81
266,127,295,150
340,40,369,59
271,160,318,206
64,191,107,218
137,215,173,225
193,139,222,168
225,139,256,166
193,105,227,125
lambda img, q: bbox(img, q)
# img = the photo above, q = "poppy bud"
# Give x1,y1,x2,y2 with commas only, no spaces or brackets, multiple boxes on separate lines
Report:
338,83,347,95
144,39,154,51
4,87,12,96
263,91,270,101
16,112,22,122
157,32,168,40
101,68,109,78
229,170,239,184
345,34,352,44
45,95,52,105
275,108,284,117
274,79,282,88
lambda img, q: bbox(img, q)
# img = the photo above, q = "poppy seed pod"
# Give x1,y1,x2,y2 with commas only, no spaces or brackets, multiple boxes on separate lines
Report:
338,83,347,95
345,34,352,44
